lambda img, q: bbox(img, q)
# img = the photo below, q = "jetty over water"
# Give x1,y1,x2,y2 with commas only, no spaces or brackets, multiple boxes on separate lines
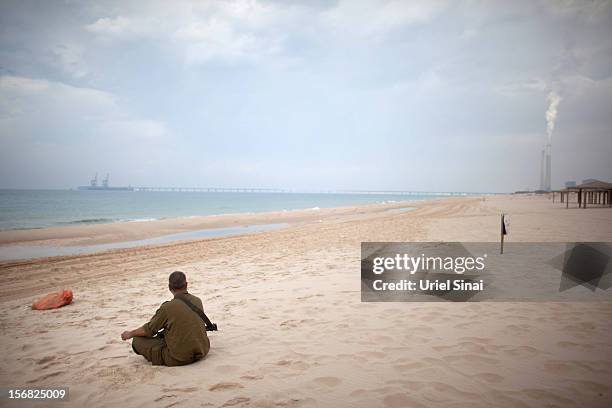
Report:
131,186,476,196
133,187,287,193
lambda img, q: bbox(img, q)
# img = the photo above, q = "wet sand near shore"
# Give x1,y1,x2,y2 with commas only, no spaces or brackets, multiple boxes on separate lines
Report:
0,200,422,247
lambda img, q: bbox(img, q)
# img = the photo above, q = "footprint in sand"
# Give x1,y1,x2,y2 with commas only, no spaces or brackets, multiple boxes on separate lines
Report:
209,382,244,392
214,364,240,373
443,354,499,365
276,359,310,370
565,379,609,394
473,372,504,384
27,368,66,384
383,379,424,393
393,361,426,371
500,345,542,357
505,324,532,332
356,351,386,360
349,389,369,397
383,393,427,408
410,325,434,333
154,394,177,402
453,322,475,329
36,355,55,365
557,341,593,350
221,397,251,407
240,374,263,381
312,376,341,388
373,335,394,343
522,388,575,405
162,400,185,408
429,382,480,400
458,337,493,344
280,319,316,329
161,387,199,393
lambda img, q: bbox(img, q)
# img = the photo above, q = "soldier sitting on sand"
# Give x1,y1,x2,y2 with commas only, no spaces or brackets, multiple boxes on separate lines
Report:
121,271,210,366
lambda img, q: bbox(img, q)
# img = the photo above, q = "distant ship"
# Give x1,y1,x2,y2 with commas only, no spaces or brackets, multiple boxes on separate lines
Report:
78,173,134,191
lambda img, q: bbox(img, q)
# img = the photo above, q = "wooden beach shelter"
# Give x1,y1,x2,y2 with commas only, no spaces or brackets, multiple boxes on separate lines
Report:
556,180,612,209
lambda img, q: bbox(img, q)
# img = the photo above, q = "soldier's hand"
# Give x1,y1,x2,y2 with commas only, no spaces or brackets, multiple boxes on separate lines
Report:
121,330,132,341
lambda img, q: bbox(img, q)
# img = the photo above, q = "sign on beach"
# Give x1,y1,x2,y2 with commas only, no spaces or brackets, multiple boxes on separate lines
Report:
500,214,509,254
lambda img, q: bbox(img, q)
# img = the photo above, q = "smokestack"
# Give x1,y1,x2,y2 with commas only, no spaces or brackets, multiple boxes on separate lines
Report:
545,143,551,191
540,148,545,190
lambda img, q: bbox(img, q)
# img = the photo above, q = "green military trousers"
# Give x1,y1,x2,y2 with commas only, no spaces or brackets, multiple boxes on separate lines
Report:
132,337,194,367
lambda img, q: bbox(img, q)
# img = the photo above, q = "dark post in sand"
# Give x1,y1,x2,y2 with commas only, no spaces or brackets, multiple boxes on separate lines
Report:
500,213,508,254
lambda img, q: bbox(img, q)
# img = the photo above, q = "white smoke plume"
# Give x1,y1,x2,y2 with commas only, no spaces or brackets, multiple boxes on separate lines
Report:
546,91,562,143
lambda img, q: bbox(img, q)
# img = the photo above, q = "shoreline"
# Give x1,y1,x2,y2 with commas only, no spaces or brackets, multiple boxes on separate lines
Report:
0,189,468,233
2,194,611,299
0,223,290,262
0,199,431,247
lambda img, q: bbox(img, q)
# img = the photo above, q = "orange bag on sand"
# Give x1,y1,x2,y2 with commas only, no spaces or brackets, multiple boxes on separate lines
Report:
32,290,73,310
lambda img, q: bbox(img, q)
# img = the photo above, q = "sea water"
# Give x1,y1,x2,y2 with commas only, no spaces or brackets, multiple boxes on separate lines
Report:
0,190,447,231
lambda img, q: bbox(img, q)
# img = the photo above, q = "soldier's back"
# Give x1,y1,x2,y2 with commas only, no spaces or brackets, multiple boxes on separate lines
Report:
162,293,210,363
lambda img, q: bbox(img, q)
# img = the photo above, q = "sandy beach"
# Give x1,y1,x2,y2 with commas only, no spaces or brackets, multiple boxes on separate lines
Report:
1,194,611,408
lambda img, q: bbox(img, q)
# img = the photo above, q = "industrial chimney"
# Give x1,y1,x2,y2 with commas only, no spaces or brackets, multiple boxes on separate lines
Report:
544,143,551,191
540,148,545,190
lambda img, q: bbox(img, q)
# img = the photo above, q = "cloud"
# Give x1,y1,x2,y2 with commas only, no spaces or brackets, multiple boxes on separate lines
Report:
0,74,168,149
0,75,175,187
0,75,50,94
96,119,168,143
0,75,116,121
174,18,259,64
321,0,447,39
544,0,610,22
85,16,136,35
51,43,88,78
80,1,446,67
494,78,547,96
82,0,299,65
1,0,611,190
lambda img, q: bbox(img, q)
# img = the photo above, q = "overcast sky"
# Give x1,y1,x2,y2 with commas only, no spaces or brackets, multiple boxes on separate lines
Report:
1,0,611,192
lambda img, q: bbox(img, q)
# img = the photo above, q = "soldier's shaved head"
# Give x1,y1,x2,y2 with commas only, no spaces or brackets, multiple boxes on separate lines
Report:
169,271,187,291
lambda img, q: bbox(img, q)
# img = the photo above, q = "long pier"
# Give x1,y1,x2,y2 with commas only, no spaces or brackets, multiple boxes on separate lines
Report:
133,187,287,193
131,187,477,196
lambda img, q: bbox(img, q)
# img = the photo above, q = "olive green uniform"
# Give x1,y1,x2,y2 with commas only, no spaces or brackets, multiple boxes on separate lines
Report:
132,292,210,366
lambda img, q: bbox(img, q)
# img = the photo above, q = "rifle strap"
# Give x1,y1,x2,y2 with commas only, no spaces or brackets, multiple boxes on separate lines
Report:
175,294,216,331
